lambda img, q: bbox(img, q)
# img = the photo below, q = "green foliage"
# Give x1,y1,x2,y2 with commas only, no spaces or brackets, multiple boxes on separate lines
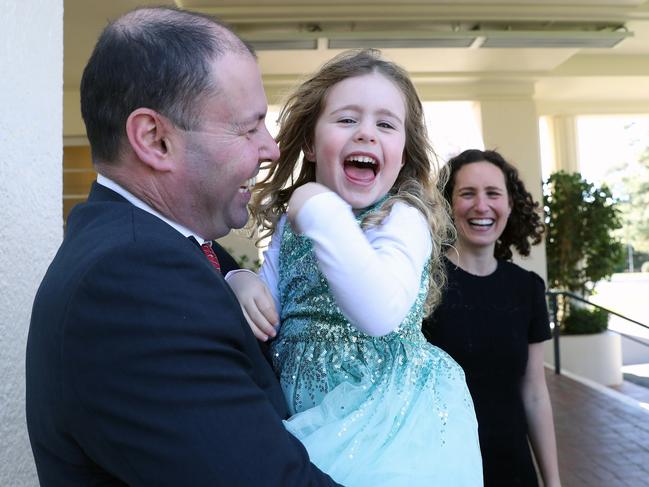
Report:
600,127,649,255
224,247,262,272
611,246,649,273
618,149,649,253
236,254,262,273
561,307,609,335
544,171,624,297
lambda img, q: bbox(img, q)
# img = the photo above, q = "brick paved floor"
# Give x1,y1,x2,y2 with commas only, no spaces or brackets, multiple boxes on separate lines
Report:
546,369,649,487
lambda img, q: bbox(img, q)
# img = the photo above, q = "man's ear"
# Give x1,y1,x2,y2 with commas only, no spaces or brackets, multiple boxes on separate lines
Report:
125,108,175,172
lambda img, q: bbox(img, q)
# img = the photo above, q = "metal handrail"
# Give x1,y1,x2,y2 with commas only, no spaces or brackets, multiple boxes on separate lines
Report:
545,290,649,375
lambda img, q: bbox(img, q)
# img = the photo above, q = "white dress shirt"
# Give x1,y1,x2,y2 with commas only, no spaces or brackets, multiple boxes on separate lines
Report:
96,174,210,245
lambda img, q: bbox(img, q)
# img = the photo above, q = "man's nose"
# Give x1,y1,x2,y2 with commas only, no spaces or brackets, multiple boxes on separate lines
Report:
260,125,280,161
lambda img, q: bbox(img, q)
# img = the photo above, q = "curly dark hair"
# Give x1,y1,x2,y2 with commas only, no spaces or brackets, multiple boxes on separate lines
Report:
443,149,545,261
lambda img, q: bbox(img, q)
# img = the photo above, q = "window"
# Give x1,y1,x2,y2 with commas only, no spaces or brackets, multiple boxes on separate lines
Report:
63,145,95,222
423,101,484,163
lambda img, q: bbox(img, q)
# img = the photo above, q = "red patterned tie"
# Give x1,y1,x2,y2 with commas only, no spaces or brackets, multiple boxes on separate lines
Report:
200,242,221,272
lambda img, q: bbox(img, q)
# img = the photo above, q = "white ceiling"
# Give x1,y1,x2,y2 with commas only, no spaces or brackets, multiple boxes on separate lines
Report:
64,1,649,110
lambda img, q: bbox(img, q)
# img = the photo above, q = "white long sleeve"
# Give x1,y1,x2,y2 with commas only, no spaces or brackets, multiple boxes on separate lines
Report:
258,218,284,314
260,191,431,337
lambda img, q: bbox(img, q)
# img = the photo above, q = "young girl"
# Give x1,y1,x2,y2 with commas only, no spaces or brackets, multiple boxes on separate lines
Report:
228,49,482,486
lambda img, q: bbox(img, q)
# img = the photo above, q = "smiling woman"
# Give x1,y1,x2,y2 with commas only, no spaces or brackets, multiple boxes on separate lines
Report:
450,160,512,255
423,149,561,487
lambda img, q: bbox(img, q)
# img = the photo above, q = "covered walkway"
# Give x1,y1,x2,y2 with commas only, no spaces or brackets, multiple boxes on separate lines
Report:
546,369,649,486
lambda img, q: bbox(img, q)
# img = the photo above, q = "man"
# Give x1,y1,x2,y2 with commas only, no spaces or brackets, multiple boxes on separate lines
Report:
26,7,339,486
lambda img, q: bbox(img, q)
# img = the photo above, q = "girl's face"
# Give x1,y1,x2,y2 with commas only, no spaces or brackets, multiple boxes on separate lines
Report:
451,161,512,252
305,72,406,210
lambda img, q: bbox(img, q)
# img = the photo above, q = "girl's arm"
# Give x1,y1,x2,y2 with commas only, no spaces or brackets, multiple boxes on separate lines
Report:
225,218,285,341
521,342,561,487
290,183,431,336
225,270,278,341
257,216,285,314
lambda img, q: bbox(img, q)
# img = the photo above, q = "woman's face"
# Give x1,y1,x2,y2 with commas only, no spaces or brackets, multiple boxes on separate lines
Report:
451,161,512,252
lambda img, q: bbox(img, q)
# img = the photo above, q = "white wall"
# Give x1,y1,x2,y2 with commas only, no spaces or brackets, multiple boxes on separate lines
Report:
0,0,63,484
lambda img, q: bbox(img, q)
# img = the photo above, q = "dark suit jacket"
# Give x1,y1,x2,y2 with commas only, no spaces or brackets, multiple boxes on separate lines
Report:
26,182,339,486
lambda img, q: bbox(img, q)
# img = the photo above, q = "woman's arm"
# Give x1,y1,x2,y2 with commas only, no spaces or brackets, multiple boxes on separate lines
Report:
521,342,561,487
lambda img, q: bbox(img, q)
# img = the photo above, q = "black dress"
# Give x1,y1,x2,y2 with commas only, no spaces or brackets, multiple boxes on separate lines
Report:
423,258,551,487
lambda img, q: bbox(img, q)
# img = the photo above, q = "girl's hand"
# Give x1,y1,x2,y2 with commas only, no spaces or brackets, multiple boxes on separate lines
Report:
287,182,330,225
225,271,279,341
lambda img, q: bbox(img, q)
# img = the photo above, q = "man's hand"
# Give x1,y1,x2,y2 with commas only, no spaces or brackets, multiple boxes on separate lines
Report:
225,271,279,341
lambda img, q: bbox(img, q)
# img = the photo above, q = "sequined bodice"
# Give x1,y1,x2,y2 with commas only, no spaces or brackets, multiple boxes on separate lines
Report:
267,205,482,487
271,209,431,414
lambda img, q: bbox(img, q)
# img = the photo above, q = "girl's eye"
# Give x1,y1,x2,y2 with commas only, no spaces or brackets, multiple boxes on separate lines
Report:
338,117,356,124
377,121,395,129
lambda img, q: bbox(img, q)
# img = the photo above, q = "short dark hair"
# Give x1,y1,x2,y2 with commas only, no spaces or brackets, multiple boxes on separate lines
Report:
80,7,253,163
443,149,545,260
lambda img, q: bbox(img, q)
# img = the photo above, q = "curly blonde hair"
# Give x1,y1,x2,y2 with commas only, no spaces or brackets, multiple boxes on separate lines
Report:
251,49,452,312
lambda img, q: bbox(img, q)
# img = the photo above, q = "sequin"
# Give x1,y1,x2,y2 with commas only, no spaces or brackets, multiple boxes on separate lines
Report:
271,201,483,486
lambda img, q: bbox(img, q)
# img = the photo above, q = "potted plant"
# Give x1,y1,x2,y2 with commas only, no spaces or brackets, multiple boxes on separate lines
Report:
562,307,609,335
543,171,625,385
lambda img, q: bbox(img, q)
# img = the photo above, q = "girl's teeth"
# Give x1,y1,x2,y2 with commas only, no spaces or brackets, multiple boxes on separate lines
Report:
346,156,376,164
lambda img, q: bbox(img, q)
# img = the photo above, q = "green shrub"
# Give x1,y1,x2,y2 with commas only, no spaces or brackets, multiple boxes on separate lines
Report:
224,247,262,272
562,307,609,335
544,171,623,296
234,253,261,273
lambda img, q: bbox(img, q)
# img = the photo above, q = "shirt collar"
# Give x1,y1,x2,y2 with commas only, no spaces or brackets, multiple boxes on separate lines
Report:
96,174,210,244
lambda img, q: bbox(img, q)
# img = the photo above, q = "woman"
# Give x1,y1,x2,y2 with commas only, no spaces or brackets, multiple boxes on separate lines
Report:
423,149,561,487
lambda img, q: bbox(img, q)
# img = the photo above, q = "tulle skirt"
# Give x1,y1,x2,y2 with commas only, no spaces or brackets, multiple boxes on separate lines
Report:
280,338,483,486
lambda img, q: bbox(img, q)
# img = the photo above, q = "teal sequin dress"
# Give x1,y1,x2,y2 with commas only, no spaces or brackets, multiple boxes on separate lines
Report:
270,204,483,486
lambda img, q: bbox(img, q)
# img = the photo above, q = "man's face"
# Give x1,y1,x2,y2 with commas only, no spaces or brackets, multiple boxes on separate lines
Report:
177,52,279,239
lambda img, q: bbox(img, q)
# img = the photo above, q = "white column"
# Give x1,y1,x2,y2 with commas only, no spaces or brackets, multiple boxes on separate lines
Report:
548,114,580,174
0,1,63,484
479,97,548,280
